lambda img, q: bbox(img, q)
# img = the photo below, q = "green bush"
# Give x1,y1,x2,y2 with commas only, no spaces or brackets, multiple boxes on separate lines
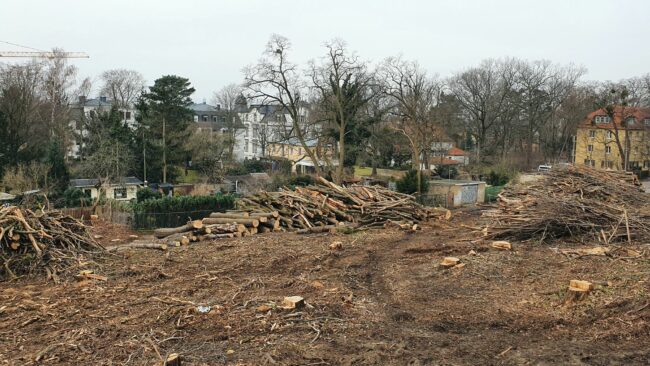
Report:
486,170,510,186
436,165,458,179
288,175,314,187
131,193,236,214
485,185,504,202
225,159,271,176
62,187,93,207
396,170,429,194
136,188,162,203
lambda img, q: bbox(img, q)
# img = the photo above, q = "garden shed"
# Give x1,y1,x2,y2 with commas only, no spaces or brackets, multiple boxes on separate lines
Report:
428,180,486,208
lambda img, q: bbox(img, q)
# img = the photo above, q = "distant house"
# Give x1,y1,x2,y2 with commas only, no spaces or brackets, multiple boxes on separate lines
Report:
266,138,336,174
69,177,144,201
446,147,470,165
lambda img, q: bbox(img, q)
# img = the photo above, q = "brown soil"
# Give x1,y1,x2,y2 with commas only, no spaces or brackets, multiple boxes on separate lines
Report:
1,211,650,365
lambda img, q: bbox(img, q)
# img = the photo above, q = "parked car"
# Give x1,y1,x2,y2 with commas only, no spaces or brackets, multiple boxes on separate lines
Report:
537,164,552,172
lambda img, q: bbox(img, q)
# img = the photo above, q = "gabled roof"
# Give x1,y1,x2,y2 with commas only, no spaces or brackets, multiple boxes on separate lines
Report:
431,157,462,165
580,106,650,130
447,147,468,156
189,102,220,113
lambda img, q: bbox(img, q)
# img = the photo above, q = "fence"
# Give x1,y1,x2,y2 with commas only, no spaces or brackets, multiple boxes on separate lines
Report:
131,209,218,230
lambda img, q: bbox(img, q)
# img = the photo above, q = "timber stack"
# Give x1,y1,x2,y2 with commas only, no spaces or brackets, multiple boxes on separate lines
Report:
152,178,449,244
482,166,650,243
0,206,102,280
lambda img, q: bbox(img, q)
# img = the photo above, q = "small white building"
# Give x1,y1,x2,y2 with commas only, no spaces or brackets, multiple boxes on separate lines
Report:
69,177,144,201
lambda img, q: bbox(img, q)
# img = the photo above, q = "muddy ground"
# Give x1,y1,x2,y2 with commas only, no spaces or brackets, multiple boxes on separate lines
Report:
1,211,649,365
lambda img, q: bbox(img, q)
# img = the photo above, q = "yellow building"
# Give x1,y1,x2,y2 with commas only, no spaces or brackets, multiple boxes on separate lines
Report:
267,138,336,174
574,106,650,171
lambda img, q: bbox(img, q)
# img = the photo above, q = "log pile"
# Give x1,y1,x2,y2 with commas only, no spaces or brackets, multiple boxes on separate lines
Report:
151,178,445,245
0,206,102,280
483,166,650,243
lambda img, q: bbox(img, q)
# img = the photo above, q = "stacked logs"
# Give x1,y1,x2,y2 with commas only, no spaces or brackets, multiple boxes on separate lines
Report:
482,166,650,243
0,206,102,280
152,178,444,245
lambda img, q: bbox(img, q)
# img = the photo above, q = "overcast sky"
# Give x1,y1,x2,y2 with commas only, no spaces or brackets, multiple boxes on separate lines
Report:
2,0,649,101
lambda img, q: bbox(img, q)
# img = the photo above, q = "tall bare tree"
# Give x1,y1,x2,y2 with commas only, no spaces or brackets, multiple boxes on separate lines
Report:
310,39,376,183
243,34,322,176
380,56,443,193
212,83,243,160
100,69,145,108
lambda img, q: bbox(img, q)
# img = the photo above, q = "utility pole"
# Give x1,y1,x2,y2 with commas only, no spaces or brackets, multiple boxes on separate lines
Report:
162,115,167,183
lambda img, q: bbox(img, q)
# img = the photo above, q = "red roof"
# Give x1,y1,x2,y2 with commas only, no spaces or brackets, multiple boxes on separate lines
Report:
579,106,650,130
432,157,462,165
447,147,468,156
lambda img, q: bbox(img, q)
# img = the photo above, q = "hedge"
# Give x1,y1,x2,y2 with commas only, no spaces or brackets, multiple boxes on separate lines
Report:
131,193,236,214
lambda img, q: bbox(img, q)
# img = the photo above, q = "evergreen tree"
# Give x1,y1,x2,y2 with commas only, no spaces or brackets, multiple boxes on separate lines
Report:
46,140,69,195
137,76,194,183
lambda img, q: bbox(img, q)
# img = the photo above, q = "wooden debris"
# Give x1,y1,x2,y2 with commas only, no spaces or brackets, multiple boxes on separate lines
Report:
164,353,181,366
565,280,593,304
440,257,461,268
491,241,512,250
329,241,343,250
281,296,305,309
107,243,168,251
153,220,203,239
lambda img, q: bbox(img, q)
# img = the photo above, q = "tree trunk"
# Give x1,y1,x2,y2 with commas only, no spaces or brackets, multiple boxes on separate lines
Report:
336,124,345,184
162,115,167,183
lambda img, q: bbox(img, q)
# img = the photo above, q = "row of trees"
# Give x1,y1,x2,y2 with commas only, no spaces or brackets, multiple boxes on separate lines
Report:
2,37,650,196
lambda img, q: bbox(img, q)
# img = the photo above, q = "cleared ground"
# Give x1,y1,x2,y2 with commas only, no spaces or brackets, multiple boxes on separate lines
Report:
1,211,649,365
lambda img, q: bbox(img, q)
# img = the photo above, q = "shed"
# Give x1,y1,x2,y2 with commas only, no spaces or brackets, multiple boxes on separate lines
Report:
428,180,486,207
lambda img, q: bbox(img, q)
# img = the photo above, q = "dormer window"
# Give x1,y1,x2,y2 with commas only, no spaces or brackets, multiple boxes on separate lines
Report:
644,118,650,126
626,117,636,126
594,115,611,124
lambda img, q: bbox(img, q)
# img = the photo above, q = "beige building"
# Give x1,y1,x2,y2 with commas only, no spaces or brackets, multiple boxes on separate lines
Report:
267,138,336,174
574,106,650,170
70,177,143,201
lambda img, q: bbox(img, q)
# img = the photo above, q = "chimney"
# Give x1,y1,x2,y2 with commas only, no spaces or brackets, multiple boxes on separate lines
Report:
216,104,221,110
78,95,86,104
99,96,107,103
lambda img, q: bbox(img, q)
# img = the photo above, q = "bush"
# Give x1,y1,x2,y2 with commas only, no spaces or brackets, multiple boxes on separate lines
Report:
396,170,429,194
288,175,314,187
131,193,236,214
62,187,93,207
136,188,162,203
486,170,510,186
436,165,458,179
225,159,271,176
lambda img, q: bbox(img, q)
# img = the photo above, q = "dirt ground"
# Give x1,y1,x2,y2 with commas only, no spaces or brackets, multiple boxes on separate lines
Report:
1,210,650,365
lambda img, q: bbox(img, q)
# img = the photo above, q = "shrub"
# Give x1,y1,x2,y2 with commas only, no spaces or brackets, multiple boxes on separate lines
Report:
62,187,93,207
396,170,429,194
436,165,458,179
131,193,236,214
136,188,162,203
486,170,510,186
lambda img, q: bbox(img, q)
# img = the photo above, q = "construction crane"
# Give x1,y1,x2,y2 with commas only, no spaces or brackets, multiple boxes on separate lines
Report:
0,41,88,59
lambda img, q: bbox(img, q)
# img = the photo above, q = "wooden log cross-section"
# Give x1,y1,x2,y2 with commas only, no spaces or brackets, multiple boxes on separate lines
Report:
153,220,203,239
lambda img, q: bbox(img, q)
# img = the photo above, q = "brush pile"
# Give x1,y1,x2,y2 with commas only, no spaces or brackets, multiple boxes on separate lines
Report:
483,166,650,243
237,177,440,230
0,206,103,280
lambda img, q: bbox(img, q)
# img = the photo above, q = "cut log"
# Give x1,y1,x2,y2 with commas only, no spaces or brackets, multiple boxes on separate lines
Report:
154,220,203,238
491,241,512,250
565,280,592,304
209,213,253,220
107,243,168,251
250,211,279,219
440,257,460,268
204,223,246,233
249,227,258,235
204,233,234,239
281,296,305,309
202,217,259,228
296,225,338,234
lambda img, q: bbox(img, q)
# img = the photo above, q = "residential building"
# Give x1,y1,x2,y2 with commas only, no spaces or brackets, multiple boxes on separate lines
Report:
67,96,137,159
69,176,144,201
234,99,312,161
574,106,650,170
266,138,336,174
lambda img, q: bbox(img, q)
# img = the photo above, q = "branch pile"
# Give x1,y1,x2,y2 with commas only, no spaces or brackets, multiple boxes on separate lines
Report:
483,166,650,243
237,177,442,230
0,206,103,280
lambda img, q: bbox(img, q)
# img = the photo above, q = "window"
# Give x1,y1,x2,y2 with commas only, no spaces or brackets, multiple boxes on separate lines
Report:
125,111,132,119
276,114,282,122
626,117,636,126
193,115,198,122
587,144,593,152
588,130,596,138
245,139,249,152
606,130,613,139
584,159,595,167
113,187,127,199
252,142,257,154
213,116,218,122
83,189,92,197
644,118,650,126
594,115,611,124
605,145,612,154
202,115,208,122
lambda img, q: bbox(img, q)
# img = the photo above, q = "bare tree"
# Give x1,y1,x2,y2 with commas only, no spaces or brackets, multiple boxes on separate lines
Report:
380,56,443,194
42,49,78,145
310,39,376,183
212,83,243,160
243,34,322,176
185,125,227,183
513,59,585,167
100,69,145,108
